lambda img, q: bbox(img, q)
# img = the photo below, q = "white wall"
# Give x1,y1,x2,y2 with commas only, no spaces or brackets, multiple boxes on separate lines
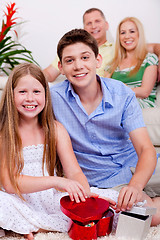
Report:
1,0,160,69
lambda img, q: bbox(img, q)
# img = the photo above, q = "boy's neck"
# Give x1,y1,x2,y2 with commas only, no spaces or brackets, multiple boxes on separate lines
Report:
76,79,103,115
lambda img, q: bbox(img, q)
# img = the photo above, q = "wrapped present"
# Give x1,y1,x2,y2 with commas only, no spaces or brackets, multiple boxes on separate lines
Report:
116,205,156,240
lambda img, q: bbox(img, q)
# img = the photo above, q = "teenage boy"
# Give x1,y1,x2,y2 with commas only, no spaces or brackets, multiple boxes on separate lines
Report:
50,28,160,225
44,8,160,82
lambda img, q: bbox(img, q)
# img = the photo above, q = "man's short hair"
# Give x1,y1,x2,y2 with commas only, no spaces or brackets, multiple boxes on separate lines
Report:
83,8,106,23
57,29,99,62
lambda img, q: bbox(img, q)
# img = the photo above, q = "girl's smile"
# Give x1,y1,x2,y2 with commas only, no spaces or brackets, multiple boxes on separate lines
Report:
14,74,45,121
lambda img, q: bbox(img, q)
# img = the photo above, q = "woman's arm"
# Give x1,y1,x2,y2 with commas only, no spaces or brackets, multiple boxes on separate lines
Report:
132,65,157,98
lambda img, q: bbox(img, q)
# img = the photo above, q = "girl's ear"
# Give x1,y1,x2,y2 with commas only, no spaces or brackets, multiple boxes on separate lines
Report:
58,61,65,75
96,54,103,69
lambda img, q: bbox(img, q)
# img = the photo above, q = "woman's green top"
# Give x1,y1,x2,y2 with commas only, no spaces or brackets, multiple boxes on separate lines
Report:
108,53,158,108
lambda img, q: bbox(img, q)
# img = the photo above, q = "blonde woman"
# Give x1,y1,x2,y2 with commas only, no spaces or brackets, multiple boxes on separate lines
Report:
105,17,158,108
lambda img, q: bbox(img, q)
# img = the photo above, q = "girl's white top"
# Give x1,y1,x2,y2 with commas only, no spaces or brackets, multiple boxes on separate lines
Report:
0,144,119,234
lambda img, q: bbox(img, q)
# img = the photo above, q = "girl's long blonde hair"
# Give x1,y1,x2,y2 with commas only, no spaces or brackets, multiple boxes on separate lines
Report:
0,63,62,198
108,17,148,76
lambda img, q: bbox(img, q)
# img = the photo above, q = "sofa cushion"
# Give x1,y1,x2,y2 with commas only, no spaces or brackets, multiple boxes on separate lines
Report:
142,107,160,146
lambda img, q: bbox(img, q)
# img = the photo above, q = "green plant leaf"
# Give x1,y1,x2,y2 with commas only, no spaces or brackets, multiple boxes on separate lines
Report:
0,2,39,75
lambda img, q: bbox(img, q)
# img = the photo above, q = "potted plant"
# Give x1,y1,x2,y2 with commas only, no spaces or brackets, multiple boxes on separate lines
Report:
0,2,38,75
0,2,38,98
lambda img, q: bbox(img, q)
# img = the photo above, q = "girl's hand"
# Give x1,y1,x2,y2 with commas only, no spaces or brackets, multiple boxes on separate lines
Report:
87,191,99,199
98,196,117,210
55,177,88,203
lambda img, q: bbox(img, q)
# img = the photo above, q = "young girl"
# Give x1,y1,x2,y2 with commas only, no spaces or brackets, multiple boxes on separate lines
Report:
0,63,105,240
105,17,158,109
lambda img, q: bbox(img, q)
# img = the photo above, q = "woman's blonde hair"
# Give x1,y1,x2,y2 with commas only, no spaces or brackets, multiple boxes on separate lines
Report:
108,17,147,76
0,63,62,198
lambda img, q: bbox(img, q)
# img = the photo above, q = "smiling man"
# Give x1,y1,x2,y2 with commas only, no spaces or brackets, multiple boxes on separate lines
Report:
82,8,114,77
44,8,114,81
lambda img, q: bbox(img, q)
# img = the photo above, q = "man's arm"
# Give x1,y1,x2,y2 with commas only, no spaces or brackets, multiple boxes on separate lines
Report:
116,127,157,212
147,43,160,82
43,64,60,82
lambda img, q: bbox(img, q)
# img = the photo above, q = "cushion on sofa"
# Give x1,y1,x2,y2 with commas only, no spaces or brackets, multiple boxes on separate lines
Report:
142,107,160,146
142,83,160,148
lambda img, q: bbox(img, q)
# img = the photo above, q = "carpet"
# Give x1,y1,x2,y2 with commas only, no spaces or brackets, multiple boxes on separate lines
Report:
1,225,160,240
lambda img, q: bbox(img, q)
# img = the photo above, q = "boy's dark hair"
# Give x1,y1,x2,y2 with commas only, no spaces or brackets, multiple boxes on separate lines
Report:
83,8,106,23
57,29,99,62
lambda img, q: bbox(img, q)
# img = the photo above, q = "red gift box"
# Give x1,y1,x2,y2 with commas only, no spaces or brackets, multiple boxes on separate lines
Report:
68,220,97,240
96,209,114,237
60,196,114,240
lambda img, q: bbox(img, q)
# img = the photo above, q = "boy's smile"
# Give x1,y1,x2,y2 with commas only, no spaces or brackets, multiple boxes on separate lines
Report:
58,42,102,91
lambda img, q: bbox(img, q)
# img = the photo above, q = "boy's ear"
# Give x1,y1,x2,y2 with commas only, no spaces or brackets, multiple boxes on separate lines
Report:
58,61,65,75
96,54,102,69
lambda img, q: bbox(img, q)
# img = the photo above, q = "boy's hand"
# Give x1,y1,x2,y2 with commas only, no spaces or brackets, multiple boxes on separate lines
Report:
116,185,143,213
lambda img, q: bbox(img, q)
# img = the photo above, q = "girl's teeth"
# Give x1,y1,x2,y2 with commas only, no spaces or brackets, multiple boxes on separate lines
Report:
25,106,35,109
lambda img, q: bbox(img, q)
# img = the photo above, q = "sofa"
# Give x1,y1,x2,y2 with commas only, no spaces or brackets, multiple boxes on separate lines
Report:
0,75,160,153
142,84,160,153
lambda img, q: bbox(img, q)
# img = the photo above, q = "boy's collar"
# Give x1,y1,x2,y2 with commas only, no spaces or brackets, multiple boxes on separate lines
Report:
67,83,76,99
66,75,114,107
97,75,114,108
